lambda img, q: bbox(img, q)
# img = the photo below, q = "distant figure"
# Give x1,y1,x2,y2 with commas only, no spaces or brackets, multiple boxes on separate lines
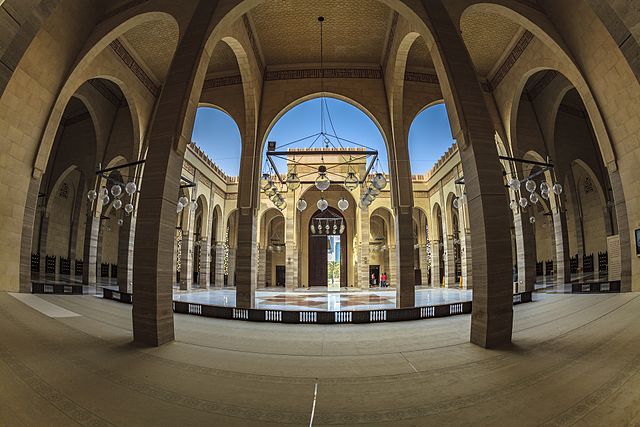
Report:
371,273,377,287
381,272,388,288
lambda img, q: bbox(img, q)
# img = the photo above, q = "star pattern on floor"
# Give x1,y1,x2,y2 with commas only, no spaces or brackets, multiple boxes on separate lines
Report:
256,293,396,308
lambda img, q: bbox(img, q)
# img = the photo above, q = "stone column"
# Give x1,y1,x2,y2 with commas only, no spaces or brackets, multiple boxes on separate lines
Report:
460,230,472,289
423,0,514,347
395,210,415,307
257,247,266,286
213,241,225,288
132,0,220,346
68,174,86,264
418,244,430,286
82,212,99,286
608,168,632,291
264,248,272,287
19,176,41,292
179,208,195,291
514,211,536,292
430,241,440,287
444,234,456,288
358,209,370,288
235,209,257,307
566,170,585,270
227,247,237,287
387,244,397,288
198,240,210,289
38,214,51,277
117,214,135,293
553,210,572,285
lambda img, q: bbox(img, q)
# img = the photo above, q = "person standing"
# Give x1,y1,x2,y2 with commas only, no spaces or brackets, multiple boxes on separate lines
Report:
381,272,388,288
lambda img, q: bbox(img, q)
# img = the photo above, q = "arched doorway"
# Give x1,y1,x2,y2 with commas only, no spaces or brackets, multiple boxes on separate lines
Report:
308,207,347,288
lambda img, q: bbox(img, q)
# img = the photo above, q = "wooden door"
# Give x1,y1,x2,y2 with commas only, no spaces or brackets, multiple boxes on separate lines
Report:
309,235,328,286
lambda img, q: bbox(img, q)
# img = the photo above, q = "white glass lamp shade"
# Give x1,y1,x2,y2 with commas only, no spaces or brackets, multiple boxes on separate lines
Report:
176,203,184,213
179,196,189,206
452,198,459,209
541,190,549,200
344,172,359,190
372,173,387,190
190,201,198,212
279,200,287,211
102,195,110,205
509,200,518,211
317,198,328,211
518,197,528,208
111,184,122,197
333,224,337,234
325,223,330,233
529,216,536,224
125,181,137,195
339,223,345,234
529,193,539,204
296,198,308,212
315,173,330,192
539,182,549,193
113,199,123,210
337,197,349,211
124,203,134,214
525,180,536,193
265,186,277,197
553,183,563,195
310,223,316,234
87,189,97,201
100,188,109,198
287,172,301,190
260,174,271,190
508,178,521,191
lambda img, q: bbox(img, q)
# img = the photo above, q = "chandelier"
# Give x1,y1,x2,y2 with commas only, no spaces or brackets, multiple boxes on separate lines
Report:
87,160,201,224
454,154,563,225
310,210,345,235
260,16,388,212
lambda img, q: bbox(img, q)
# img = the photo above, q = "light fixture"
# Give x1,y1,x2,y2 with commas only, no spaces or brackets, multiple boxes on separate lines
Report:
259,16,387,211
297,198,308,212
344,171,359,190
529,216,536,224
87,189,97,201
113,199,123,210
508,178,520,191
179,196,189,207
337,197,349,211
310,223,316,234
124,203,134,214
125,181,137,195
287,171,301,190
453,198,459,209
553,183,563,195
111,184,122,197
315,165,331,191
317,197,328,211
519,197,528,208
529,193,539,204
525,179,536,193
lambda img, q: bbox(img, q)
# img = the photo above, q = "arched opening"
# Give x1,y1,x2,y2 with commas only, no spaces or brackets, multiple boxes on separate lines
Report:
408,102,456,175
192,105,242,176
308,207,347,288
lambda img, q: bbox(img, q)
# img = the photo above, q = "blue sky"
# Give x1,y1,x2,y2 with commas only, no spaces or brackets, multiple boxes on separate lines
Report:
191,99,455,176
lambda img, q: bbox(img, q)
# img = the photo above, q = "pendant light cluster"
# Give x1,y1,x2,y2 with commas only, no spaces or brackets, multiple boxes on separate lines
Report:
508,176,562,225
310,217,344,235
87,176,137,227
176,195,198,214
261,173,287,211
359,172,387,209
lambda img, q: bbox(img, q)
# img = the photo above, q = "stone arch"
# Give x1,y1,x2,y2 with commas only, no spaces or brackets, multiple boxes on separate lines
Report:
32,10,179,176
445,192,459,236
258,207,284,248
194,194,209,238
370,206,396,245
211,204,224,243
259,92,391,158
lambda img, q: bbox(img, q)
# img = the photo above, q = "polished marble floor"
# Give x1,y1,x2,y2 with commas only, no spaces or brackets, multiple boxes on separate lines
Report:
173,286,473,311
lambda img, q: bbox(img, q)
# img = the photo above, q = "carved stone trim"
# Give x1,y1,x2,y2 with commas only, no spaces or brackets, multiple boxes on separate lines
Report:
489,31,534,90
203,75,243,89
242,14,264,74
527,70,559,100
264,68,383,81
404,71,439,84
110,39,159,97
89,79,122,107
382,12,399,71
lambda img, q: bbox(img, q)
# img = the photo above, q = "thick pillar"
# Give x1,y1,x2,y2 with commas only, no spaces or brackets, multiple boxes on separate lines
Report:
227,247,237,287
117,214,135,293
19,176,41,292
444,235,456,288
395,210,415,307
199,241,210,289
358,209,370,288
264,248,272,287
179,212,194,291
553,210,572,285
82,212,99,286
132,0,220,346
257,247,266,286
423,0,514,347
38,214,51,276
418,244,430,286
68,174,86,263
235,209,257,307
514,212,536,292
430,241,440,287
566,170,585,269
213,241,225,287
608,168,632,291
